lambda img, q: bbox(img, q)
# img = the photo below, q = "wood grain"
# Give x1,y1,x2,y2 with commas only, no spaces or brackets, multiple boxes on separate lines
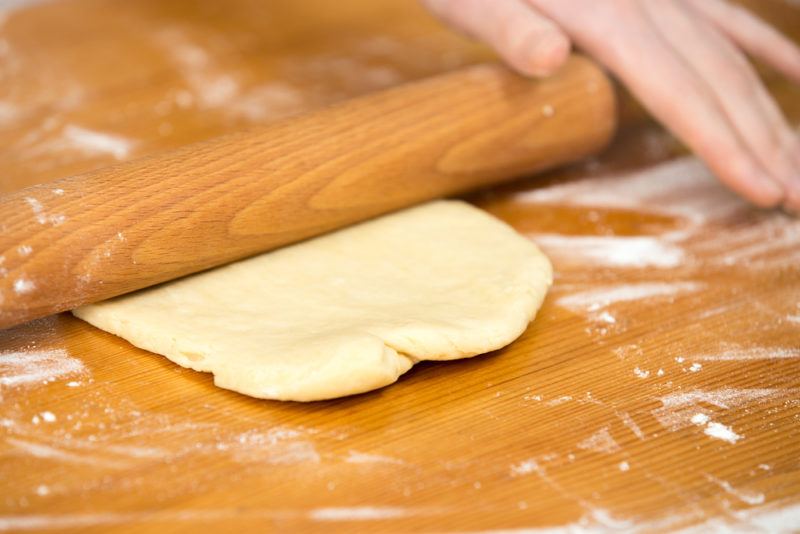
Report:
1,0,799,532
0,57,616,330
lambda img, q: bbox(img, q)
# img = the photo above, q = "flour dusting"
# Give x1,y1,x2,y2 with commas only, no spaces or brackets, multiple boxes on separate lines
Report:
703,422,741,444
0,349,86,388
693,346,800,361
530,234,686,269
556,282,703,312
577,427,620,454
308,507,425,521
344,450,404,465
62,125,134,160
12,278,35,295
705,475,765,505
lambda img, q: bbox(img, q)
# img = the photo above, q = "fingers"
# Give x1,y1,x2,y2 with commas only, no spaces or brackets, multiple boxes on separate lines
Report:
643,1,800,210
553,2,784,206
421,0,571,77
686,0,800,85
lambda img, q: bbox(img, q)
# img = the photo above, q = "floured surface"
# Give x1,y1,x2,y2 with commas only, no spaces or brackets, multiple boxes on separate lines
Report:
73,201,552,401
3,0,800,532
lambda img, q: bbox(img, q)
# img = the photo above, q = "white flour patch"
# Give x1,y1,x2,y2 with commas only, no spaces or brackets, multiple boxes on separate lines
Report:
344,450,404,465
703,422,741,444
229,82,305,122
308,507,426,521
556,282,703,313
690,413,709,425
692,346,800,361
546,395,572,406
618,461,630,472
675,502,800,533
633,367,650,379
658,388,781,411
5,437,128,469
516,156,744,229
61,125,134,160
17,245,32,257
509,459,540,477
156,30,240,109
652,388,783,432
617,412,645,440
23,196,66,226
0,349,87,388
12,278,35,295
705,474,765,505
577,427,620,454
530,234,686,269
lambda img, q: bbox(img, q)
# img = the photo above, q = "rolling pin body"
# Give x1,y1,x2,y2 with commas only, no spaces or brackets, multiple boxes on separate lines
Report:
0,57,615,329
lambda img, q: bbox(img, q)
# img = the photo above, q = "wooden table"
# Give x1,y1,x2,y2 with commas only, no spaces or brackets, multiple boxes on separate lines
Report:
1,1,799,531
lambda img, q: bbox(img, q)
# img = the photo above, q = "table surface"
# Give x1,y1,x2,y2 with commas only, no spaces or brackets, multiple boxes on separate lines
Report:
1,1,799,532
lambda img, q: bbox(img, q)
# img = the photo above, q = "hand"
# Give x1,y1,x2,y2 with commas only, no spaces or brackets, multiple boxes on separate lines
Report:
422,0,800,212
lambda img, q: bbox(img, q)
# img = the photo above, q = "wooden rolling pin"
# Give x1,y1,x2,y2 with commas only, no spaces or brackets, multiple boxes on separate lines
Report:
0,56,616,329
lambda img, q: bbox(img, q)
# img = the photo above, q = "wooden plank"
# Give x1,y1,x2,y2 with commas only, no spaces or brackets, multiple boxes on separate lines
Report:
1,0,799,532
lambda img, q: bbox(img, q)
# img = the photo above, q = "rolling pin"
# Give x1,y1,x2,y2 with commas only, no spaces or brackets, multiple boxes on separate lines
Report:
0,56,616,330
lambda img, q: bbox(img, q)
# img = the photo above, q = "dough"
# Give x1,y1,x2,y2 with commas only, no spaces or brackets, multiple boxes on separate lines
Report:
73,201,552,401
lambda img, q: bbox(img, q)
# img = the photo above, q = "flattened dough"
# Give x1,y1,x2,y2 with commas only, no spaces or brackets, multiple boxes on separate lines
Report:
74,201,552,401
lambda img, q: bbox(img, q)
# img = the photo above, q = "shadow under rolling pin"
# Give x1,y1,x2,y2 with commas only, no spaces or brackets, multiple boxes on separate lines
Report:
0,56,617,329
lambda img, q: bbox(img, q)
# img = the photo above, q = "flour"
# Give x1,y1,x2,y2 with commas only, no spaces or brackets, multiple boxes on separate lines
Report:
308,507,424,521
23,196,67,226
658,388,782,410
0,349,86,388
16,245,32,257
509,459,540,477
530,234,686,268
705,475,765,505
633,367,649,379
344,450,404,465
61,125,134,160
12,278,35,295
652,388,785,433
515,156,744,228
555,282,703,312
703,422,741,444
693,346,800,361
157,30,241,109
5,437,129,469
576,427,620,454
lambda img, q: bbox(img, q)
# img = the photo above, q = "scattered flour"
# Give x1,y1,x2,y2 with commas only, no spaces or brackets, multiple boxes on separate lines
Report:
61,125,134,160
703,422,741,444
307,507,428,521
555,282,703,312
23,196,66,226
515,156,743,228
618,461,630,472
510,459,540,477
0,349,86,388
344,450,404,465
705,475,765,505
577,427,620,454
652,388,784,434
530,234,686,269
692,346,800,361
546,395,572,406
12,278,35,295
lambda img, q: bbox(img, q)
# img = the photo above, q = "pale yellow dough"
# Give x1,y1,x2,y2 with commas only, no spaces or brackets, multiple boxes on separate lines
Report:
73,201,552,401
